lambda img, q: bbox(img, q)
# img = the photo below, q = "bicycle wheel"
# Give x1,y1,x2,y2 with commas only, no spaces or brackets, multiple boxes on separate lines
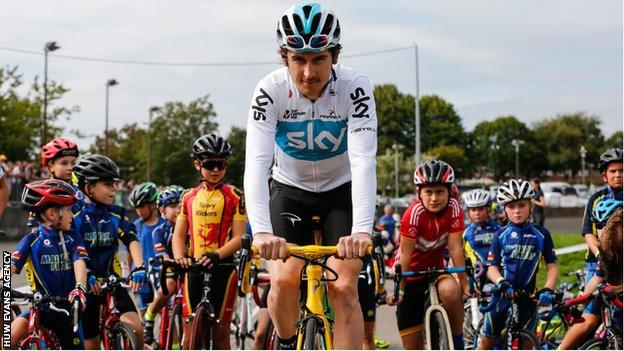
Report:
190,306,215,349
111,322,140,350
302,317,323,350
166,303,184,350
580,338,607,350
428,310,451,349
536,311,567,349
463,304,480,350
510,330,539,350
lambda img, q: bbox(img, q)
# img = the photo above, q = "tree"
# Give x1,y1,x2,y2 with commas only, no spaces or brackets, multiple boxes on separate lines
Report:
0,66,72,161
532,113,604,174
605,131,623,149
89,123,148,181
376,148,414,197
470,116,546,181
419,95,466,152
373,84,415,157
423,145,469,179
225,126,246,189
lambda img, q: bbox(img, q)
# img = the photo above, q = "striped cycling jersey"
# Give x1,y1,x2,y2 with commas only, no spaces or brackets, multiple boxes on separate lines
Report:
177,182,246,259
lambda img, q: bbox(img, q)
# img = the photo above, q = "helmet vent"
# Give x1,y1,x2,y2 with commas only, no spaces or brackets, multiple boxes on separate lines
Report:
310,13,321,34
302,5,312,18
293,14,304,34
321,14,334,35
281,16,294,36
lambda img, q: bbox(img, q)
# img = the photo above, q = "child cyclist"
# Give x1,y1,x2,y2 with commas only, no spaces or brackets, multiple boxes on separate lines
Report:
10,179,89,349
71,154,146,349
388,160,469,350
172,133,246,350
142,185,184,345
129,181,166,317
461,189,501,289
558,198,623,349
479,179,559,349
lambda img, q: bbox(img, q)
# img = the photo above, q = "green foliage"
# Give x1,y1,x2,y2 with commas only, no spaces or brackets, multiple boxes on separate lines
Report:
0,66,71,161
605,131,623,149
423,144,470,178
224,126,246,189
376,148,414,197
373,84,415,157
419,95,466,152
89,123,148,181
536,233,585,290
532,113,605,173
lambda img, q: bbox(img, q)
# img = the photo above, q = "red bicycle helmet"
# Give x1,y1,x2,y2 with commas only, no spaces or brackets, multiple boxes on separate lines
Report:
413,160,455,185
21,179,77,213
41,137,79,166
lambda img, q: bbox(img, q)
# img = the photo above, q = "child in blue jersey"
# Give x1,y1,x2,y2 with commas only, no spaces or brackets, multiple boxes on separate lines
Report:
129,181,165,316
142,185,184,345
10,179,89,349
72,154,146,349
461,189,501,289
479,179,559,350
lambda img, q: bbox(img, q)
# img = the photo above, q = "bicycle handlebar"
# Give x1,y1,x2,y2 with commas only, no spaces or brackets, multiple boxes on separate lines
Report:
391,263,470,304
158,256,237,295
5,287,80,330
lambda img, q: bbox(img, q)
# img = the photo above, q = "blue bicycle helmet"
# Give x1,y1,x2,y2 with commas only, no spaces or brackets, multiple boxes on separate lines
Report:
276,2,341,53
157,185,184,208
592,197,623,228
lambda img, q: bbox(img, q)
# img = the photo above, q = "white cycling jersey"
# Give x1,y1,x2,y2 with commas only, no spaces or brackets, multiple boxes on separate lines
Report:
244,63,378,235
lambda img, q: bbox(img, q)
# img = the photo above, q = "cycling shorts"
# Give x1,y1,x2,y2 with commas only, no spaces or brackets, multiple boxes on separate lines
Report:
358,256,376,322
269,180,352,246
83,288,137,339
396,274,453,337
18,303,84,349
135,289,154,311
583,296,623,329
481,295,537,337
182,263,237,325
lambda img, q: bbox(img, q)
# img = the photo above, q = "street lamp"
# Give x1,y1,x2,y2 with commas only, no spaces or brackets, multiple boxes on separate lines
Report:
105,79,118,156
42,41,60,145
580,146,587,185
392,143,404,199
511,139,525,178
147,106,160,180
414,43,421,168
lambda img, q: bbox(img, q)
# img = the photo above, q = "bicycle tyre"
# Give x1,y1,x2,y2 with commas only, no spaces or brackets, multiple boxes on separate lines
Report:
190,306,215,349
302,318,323,350
428,310,451,349
511,329,539,350
536,311,567,349
463,304,480,350
580,338,607,350
111,322,140,350
166,303,183,350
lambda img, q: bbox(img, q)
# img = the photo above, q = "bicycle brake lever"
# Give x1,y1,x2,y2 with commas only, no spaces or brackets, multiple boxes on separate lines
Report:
48,302,70,316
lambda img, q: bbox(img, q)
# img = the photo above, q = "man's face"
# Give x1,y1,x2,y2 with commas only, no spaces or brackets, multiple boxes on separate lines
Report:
418,184,449,213
603,162,623,190
286,50,333,100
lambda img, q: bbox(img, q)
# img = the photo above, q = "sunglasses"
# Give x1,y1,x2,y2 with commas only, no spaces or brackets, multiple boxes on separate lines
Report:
285,34,330,51
200,159,228,171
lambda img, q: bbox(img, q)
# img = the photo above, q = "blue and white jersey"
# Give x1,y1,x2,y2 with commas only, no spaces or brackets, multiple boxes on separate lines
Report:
463,220,501,263
244,63,378,234
487,221,557,291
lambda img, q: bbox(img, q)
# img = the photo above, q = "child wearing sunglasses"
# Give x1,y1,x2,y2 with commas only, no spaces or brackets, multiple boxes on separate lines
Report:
171,133,247,350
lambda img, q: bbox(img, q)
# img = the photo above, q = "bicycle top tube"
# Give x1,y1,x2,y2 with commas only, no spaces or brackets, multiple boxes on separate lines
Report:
399,265,466,278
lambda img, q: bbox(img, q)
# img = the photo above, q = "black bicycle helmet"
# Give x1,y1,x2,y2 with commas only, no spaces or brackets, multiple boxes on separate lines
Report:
192,133,231,159
598,148,623,172
413,160,455,186
129,182,159,207
73,154,120,187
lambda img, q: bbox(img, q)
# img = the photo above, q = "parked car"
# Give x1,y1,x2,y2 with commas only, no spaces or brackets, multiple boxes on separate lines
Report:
573,184,589,199
540,182,583,208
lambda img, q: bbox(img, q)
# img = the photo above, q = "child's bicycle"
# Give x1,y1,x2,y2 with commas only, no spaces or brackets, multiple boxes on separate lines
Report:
578,283,623,350
238,232,386,350
154,256,186,350
392,263,471,350
479,288,540,350
94,275,140,350
535,288,586,349
160,257,237,349
6,287,80,350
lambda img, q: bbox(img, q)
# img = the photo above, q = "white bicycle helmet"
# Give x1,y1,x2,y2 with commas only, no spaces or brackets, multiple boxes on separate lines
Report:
276,2,341,53
462,189,491,208
496,179,535,205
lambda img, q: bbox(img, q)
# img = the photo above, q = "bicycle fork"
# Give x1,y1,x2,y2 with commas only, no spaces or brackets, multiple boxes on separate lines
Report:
296,264,333,350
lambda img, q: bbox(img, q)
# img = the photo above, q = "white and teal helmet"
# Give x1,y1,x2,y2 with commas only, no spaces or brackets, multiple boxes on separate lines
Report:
276,2,341,53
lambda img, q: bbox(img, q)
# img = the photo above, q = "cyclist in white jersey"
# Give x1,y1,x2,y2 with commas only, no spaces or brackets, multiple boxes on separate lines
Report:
244,2,377,349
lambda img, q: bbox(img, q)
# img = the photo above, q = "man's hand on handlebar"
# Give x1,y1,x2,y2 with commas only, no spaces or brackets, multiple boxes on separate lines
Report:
337,232,371,259
253,232,289,260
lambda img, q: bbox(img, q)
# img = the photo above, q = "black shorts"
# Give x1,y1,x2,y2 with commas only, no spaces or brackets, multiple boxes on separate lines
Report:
83,287,137,339
358,256,376,322
269,180,352,245
183,263,237,324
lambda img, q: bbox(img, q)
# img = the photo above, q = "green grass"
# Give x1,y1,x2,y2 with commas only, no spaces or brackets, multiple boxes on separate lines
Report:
536,232,586,289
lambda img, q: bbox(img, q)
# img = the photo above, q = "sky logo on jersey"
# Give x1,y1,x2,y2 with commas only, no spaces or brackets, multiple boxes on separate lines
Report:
276,119,348,161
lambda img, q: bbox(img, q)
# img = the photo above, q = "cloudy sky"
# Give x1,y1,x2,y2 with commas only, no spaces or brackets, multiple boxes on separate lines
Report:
1,0,622,149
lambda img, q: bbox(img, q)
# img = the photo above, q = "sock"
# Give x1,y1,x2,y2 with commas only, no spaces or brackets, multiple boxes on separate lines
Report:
277,335,297,350
453,334,464,350
144,310,156,323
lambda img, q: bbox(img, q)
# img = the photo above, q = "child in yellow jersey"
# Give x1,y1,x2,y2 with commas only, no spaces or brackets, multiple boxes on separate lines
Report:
172,133,246,350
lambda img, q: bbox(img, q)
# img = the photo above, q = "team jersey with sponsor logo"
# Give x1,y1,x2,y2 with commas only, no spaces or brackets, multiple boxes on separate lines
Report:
177,182,246,259
463,220,501,264
581,186,623,262
152,221,174,258
400,198,465,275
72,203,138,277
11,226,89,297
244,63,377,235
487,221,557,291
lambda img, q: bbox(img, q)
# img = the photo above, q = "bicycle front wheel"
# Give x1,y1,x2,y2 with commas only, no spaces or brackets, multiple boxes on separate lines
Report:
302,318,325,350
111,322,140,350
190,306,215,349
510,330,539,350
166,303,184,350
580,338,607,350
428,310,451,349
